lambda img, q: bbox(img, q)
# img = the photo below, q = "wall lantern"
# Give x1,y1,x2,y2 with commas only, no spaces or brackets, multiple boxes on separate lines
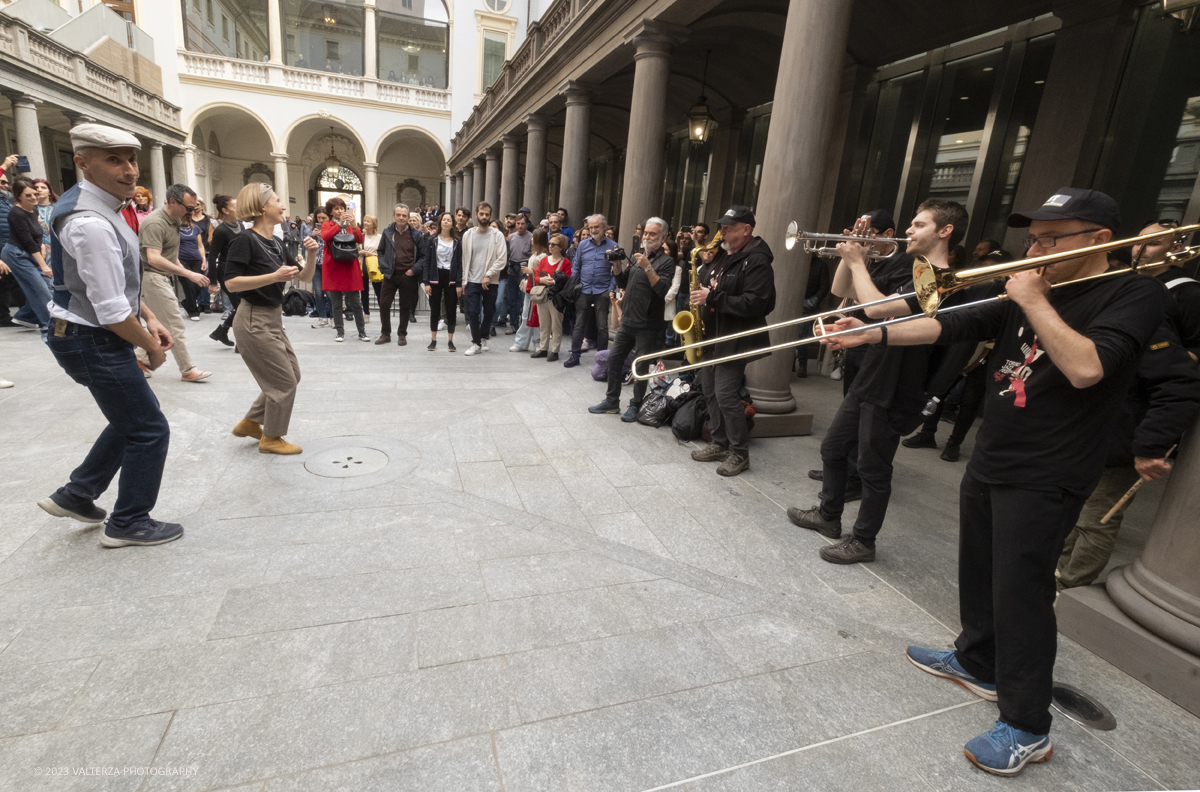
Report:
687,50,716,144
323,4,337,25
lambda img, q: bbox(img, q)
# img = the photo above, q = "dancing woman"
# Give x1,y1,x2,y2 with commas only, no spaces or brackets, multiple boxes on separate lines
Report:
223,183,319,455
424,211,462,352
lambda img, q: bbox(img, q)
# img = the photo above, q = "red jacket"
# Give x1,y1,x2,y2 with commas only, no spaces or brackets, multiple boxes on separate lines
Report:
120,204,140,233
320,220,364,292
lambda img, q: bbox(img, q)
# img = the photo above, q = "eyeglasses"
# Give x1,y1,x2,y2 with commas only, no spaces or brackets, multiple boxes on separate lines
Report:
548,242,562,248
1022,228,1104,251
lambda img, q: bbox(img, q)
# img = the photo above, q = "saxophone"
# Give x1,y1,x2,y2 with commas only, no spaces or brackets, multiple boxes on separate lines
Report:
673,230,722,365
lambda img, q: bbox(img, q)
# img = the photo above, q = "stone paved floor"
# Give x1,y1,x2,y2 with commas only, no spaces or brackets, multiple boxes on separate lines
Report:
1,312,1197,792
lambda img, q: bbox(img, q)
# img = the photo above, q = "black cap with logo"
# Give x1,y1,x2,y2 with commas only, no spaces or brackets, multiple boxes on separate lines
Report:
1007,188,1121,231
717,205,756,227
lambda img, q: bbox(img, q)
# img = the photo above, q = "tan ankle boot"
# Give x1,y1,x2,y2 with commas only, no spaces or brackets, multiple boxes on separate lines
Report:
232,419,263,439
259,435,302,455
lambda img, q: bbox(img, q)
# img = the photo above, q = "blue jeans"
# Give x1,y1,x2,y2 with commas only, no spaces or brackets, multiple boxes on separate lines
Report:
47,325,170,526
502,272,522,329
465,281,498,345
311,265,331,318
2,242,51,327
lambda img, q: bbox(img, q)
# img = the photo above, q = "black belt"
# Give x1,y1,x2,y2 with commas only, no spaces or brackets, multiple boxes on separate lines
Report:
51,318,119,339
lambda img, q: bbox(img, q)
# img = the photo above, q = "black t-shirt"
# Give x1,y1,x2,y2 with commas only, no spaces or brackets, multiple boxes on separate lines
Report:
223,229,289,307
849,253,932,416
936,273,1166,494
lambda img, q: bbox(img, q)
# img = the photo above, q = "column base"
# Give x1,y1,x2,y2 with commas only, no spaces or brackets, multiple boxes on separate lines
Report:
1057,583,1200,717
749,411,813,438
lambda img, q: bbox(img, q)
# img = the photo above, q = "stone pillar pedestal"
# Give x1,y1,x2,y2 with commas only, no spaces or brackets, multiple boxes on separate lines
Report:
446,172,455,211
1059,412,1200,716
617,21,685,249
743,0,852,422
461,168,474,213
559,81,592,227
523,115,549,220
9,94,46,181
485,148,501,212
472,158,485,209
148,142,167,208
182,145,199,192
501,134,520,218
362,161,378,219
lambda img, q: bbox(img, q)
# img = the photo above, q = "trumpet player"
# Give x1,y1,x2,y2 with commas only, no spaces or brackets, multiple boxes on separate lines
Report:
789,199,967,564
821,188,1166,778
688,205,776,477
588,217,676,421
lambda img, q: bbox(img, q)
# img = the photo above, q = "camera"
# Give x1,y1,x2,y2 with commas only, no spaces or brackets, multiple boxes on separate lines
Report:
605,247,627,263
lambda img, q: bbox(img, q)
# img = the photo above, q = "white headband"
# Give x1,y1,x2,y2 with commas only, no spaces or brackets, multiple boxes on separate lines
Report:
259,183,274,204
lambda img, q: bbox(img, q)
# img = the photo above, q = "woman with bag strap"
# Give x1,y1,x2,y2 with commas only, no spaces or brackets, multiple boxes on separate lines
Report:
319,197,366,342
359,215,383,325
531,233,572,362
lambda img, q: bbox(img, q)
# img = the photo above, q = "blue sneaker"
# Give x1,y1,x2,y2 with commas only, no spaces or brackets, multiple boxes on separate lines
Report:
905,646,997,701
964,720,1052,777
100,518,184,548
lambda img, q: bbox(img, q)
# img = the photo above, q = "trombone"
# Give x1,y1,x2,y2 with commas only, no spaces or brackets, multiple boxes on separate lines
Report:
784,220,908,260
632,223,1200,380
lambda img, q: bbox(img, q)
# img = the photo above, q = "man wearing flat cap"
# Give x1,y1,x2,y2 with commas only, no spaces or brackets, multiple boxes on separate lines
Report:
822,188,1166,777
36,124,184,548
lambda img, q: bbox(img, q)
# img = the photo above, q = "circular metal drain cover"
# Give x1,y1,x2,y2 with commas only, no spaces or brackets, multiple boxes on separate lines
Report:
304,446,390,479
1051,682,1117,731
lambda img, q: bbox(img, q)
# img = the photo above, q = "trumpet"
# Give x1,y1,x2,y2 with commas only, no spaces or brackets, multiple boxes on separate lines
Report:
632,223,1200,380
784,221,908,260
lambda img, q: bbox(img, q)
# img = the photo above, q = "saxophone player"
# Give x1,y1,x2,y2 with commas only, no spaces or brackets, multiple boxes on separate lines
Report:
689,206,777,477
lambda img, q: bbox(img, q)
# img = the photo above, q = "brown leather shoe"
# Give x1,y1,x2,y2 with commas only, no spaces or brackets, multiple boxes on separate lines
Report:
232,419,263,440
259,435,302,455
374,335,391,345
397,336,407,346
819,537,876,564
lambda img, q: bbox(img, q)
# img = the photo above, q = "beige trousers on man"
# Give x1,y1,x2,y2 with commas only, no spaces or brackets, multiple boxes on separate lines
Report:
234,303,301,437
136,270,194,375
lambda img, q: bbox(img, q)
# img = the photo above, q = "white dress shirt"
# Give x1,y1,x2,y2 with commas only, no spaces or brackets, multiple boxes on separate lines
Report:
48,181,135,327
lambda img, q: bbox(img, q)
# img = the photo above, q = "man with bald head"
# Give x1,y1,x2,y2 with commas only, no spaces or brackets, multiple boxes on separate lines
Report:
37,124,183,548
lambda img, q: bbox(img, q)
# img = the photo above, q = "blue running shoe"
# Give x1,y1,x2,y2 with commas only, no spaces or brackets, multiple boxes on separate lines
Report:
964,720,1052,776
905,646,998,701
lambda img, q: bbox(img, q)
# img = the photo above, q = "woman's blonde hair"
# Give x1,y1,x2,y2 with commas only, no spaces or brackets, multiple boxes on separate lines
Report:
234,182,269,222
363,215,378,234
550,233,569,252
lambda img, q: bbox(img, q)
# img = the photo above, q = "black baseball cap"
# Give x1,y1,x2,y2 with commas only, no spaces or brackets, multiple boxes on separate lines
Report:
717,205,756,227
1008,188,1121,231
863,209,895,233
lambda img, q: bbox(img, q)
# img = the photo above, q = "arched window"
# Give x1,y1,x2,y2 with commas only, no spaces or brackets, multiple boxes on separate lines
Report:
317,166,364,193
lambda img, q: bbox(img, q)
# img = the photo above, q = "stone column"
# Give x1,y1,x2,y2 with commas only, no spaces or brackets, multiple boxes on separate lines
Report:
712,107,747,222
743,0,852,420
363,161,378,219
182,145,199,192
501,134,520,218
267,0,283,64
523,114,549,220
363,2,377,79
446,172,454,211
485,147,501,212
9,94,46,181
617,21,686,249
559,81,592,227
149,142,167,208
461,167,474,212
472,157,485,209
62,111,95,185
171,149,188,189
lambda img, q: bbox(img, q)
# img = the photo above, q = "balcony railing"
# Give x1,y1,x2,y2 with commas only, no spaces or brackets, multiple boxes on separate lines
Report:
0,13,181,129
180,51,450,112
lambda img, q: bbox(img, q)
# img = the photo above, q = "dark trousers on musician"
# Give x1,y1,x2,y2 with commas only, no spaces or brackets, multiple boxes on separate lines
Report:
606,326,661,409
698,358,750,457
954,470,1087,735
379,270,417,338
819,391,922,544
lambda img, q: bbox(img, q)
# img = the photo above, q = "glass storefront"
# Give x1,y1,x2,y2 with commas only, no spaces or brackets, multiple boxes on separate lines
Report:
662,136,712,232
857,71,923,217
282,0,366,75
182,0,270,61
1095,5,1200,232
377,10,448,88
731,111,771,211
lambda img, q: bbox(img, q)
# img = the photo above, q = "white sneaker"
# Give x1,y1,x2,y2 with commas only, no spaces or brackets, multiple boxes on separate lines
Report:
358,334,371,342
12,318,38,329
0,379,13,389
437,320,447,331
464,343,482,356
335,334,344,343
830,366,843,381
312,318,330,328
189,315,201,322
582,339,591,351
509,344,525,352
481,341,490,352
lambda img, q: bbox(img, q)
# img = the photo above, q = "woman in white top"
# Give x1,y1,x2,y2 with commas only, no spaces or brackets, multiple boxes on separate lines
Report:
359,215,383,324
423,211,462,352
511,228,547,352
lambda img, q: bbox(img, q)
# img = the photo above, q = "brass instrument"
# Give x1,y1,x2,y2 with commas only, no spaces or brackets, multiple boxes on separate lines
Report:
673,230,722,364
632,223,1200,380
785,221,909,260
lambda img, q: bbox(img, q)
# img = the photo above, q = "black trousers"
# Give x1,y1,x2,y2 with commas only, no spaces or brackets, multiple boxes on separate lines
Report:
180,258,204,317
919,363,987,444
698,358,750,456
819,391,922,544
605,326,661,408
954,470,1087,735
428,269,458,333
379,269,417,337
572,292,610,356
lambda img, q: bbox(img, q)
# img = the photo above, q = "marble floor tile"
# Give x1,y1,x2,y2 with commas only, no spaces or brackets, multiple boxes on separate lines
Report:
480,549,659,600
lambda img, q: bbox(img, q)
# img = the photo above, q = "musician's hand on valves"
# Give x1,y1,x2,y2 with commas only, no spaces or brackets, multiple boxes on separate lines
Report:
818,317,880,351
836,215,873,268
689,286,709,306
1004,269,1051,310
1135,456,1172,482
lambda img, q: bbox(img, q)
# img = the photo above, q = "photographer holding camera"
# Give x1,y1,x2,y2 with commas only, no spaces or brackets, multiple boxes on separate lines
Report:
589,217,677,422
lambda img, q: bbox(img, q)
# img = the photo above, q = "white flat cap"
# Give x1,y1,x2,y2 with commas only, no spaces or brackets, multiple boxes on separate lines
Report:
69,123,142,152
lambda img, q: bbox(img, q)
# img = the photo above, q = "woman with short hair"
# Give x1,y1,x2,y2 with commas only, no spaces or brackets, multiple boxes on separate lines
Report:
319,197,367,342
424,211,462,352
223,183,319,455
530,232,571,362
1,178,53,329
132,186,152,224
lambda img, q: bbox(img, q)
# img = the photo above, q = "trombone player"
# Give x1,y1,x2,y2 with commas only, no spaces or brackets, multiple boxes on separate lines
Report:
821,188,1166,778
688,205,776,477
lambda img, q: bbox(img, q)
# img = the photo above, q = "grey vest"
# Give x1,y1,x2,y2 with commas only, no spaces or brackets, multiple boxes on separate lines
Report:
49,182,141,326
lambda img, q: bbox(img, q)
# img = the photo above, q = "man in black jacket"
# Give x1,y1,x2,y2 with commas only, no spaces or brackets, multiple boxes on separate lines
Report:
1133,220,1200,358
588,217,676,422
375,203,428,346
688,205,776,477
